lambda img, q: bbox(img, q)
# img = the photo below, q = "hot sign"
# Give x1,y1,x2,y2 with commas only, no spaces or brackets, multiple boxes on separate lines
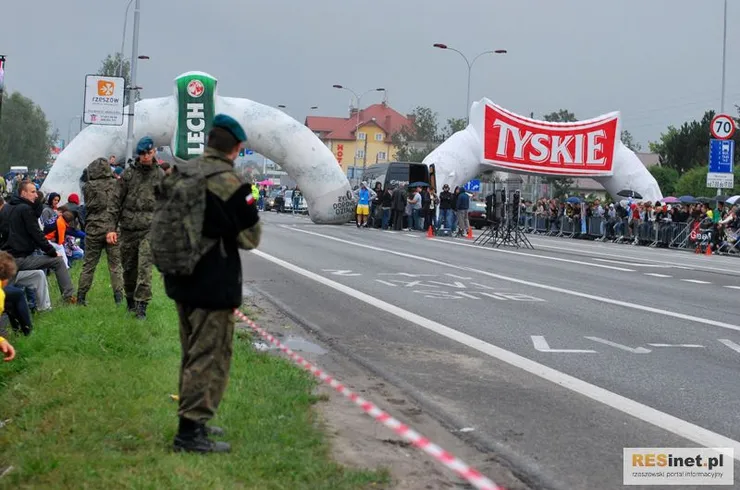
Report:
482,103,619,177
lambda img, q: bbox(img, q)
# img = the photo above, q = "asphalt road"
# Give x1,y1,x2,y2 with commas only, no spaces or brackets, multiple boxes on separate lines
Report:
243,212,740,489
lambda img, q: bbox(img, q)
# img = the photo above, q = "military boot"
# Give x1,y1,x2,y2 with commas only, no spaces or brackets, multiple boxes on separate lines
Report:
77,292,87,307
113,291,123,306
173,418,230,454
126,297,135,313
135,301,148,320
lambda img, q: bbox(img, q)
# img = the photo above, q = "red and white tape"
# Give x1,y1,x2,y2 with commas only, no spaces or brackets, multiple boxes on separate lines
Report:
233,309,503,490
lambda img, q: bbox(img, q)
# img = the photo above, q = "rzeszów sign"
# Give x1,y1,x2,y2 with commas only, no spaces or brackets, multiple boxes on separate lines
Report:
83,75,125,126
482,103,619,177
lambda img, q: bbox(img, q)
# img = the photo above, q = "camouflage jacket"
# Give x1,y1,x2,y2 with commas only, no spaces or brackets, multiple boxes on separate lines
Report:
113,159,164,232
82,157,119,236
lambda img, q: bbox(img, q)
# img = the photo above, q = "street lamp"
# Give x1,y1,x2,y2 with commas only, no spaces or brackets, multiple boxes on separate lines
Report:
332,85,385,177
118,0,136,76
124,0,142,163
433,43,507,122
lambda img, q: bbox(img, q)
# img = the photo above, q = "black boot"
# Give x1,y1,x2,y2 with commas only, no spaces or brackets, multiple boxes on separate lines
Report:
207,425,225,437
113,291,123,306
126,297,135,313
135,301,148,320
77,292,87,307
173,418,230,454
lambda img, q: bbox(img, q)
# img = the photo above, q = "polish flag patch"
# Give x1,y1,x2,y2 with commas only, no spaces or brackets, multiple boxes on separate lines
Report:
246,194,255,205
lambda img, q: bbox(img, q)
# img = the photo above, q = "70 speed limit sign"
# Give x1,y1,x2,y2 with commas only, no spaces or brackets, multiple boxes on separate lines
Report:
710,114,737,140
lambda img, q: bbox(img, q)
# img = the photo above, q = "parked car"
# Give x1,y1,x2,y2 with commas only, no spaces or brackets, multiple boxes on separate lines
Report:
283,190,308,214
468,200,487,229
264,189,282,211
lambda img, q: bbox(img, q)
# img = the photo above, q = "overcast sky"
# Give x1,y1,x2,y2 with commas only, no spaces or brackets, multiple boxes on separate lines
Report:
1,0,736,148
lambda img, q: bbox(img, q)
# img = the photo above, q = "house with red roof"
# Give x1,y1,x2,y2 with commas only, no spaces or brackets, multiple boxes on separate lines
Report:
305,102,414,177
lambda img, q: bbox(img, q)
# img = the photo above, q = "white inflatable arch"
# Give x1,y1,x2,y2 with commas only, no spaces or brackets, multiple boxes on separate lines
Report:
424,99,663,202
43,72,356,224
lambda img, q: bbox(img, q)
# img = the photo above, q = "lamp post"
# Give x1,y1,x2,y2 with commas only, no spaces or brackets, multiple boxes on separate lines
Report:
432,43,507,122
0,55,6,125
118,0,136,76
332,85,385,179
123,0,141,163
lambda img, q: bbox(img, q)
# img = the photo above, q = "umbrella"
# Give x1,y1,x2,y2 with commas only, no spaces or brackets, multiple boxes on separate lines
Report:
726,195,740,205
565,196,582,204
679,195,698,204
711,195,730,203
695,197,711,204
408,181,429,187
662,196,680,204
617,189,643,199
257,179,273,186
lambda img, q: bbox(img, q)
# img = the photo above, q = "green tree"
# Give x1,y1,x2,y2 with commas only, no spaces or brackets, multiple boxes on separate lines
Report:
648,166,679,196
541,109,576,193
620,129,642,152
392,106,442,161
441,117,467,139
674,165,740,197
0,91,54,172
97,52,138,106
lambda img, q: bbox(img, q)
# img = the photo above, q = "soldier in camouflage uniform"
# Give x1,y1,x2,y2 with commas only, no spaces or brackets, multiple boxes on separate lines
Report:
163,115,261,454
107,136,164,320
77,157,124,306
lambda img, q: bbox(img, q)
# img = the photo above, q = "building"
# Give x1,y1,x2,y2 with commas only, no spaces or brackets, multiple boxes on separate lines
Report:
305,103,414,179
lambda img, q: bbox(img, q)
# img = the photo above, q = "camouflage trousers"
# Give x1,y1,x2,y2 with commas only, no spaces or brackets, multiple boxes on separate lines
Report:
120,229,153,303
176,304,234,423
77,233,124,297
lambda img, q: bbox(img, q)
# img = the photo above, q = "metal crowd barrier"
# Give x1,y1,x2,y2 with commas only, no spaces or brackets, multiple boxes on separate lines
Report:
518,213,714,253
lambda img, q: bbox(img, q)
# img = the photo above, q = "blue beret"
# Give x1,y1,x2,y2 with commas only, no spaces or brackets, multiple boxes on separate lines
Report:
136,136,155,154
212,114,247,143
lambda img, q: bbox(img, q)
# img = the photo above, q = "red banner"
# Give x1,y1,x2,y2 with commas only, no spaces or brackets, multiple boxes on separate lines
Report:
482,103,619,176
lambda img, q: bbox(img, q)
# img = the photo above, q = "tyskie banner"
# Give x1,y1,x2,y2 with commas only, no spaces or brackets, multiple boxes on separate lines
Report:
172,72,217,161
481,103,620,177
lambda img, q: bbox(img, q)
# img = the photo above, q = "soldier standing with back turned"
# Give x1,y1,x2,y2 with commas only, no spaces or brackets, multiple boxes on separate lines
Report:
107,136,164,320
77,158,124,306
151,115,261,453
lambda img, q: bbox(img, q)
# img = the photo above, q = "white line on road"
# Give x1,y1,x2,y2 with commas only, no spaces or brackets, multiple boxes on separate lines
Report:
724,286,740,290
429,238,636,272
647,344,705,348
531,336,597,353
251,248,740,461
680,279,711,284
593,258,669,268
282,226,740,334
718,339,740,353
584,337,651,353
644,273,672,278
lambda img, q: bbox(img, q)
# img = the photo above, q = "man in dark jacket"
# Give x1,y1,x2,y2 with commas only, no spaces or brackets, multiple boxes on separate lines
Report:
391,185,406,230
107,136,164,319
164,114,261,454
77,158,124,306
0,180,75,302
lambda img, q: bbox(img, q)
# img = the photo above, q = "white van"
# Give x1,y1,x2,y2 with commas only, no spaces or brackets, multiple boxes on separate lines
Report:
10,166,29,175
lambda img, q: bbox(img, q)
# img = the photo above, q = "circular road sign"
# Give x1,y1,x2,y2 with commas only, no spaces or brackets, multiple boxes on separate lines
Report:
710,114,736,140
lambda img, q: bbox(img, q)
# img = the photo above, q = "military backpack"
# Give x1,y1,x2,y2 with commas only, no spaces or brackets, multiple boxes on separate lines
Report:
150,159,233,276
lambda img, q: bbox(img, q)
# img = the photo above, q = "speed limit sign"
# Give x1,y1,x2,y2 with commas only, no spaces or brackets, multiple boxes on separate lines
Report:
710,114,736,140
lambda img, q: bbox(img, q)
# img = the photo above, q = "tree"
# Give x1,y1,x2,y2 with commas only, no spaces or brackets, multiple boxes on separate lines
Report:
441,117,467,139
674,165,740,197
621,130,642,152
0,91,54,172
391,106,442,162
97,52,138,106
541,109,576,193
648,166,679,196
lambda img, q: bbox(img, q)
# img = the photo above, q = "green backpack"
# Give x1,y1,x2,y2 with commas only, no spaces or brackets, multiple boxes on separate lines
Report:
150,159,233,276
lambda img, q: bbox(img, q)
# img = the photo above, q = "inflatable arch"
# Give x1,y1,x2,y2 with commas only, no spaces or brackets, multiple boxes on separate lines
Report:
424,99,663,203
42,72,357,224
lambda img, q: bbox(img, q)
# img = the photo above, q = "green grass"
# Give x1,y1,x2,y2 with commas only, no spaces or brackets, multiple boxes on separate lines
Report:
0,263,389,489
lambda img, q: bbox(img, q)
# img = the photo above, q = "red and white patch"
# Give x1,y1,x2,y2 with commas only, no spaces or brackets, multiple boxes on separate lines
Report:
187,80,205,98
246,194,255,206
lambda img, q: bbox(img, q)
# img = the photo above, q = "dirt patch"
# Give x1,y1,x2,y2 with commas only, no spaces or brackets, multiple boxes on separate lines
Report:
239,292,531,490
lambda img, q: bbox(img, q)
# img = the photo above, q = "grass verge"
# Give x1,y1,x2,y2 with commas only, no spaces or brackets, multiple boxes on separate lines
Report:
0,263,389,489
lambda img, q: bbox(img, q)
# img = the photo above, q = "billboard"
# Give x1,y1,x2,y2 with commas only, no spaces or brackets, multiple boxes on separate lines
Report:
481,103,620,177
83,75,125,126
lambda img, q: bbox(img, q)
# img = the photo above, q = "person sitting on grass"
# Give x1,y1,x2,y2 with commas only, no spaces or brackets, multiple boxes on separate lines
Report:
0,250,21,357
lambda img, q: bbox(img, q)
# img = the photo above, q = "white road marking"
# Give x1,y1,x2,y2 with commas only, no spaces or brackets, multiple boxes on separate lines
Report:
251,248,740,460
584,337,651,353
375,279,398,287
593,258,670,268
446,273,473,280
647,344,705,348
429,238,636,272
718,339,740,353
405,233,419,238
282,226,740,333
531,336,598,353
644,273,672,278
724,286,740,290
680,279,711,284
322,269,362,276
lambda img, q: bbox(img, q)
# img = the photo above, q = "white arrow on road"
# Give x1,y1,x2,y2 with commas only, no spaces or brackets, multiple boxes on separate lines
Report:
531,336,598,353
584,336,651,353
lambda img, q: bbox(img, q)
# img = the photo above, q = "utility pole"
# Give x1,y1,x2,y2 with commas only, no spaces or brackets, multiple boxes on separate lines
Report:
124,0,141,163
0,56,6,126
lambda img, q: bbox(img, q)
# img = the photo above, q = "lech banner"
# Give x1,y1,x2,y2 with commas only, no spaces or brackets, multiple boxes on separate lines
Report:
172,72,217,161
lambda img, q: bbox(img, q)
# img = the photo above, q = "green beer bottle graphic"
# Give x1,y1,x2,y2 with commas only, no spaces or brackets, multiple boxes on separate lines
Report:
172,72,217,161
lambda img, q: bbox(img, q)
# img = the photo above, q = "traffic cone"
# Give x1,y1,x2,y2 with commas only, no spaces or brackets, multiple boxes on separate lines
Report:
466,228,473,240
427,226,434,238
705,244,712,256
